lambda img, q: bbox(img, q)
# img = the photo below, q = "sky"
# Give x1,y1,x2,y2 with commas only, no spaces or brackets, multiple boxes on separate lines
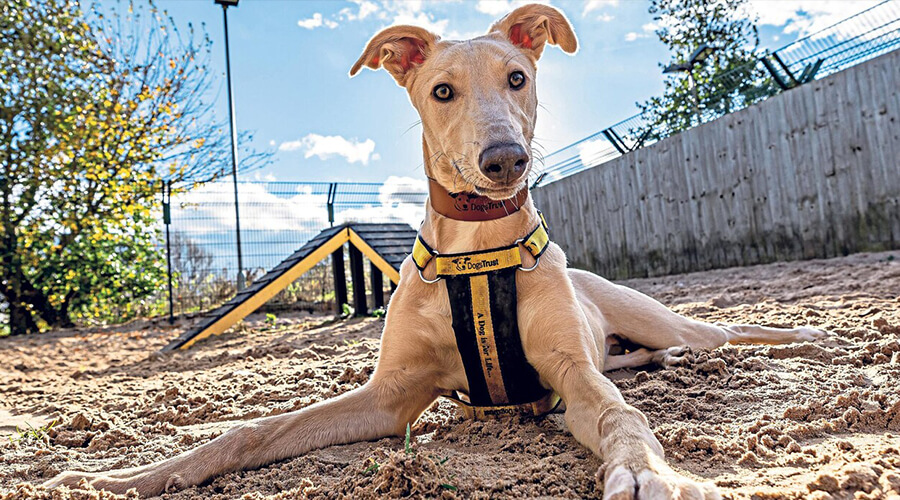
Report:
154,0,884,185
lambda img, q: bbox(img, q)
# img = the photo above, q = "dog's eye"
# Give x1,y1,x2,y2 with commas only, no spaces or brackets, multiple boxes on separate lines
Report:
432,84,454,102
509,71,526,90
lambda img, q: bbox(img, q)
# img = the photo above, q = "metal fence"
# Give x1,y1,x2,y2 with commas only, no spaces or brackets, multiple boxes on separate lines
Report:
532,0,900,186
159,180,427,316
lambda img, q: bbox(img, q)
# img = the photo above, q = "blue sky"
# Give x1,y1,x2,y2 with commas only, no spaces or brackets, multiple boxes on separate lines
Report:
155,0,882,184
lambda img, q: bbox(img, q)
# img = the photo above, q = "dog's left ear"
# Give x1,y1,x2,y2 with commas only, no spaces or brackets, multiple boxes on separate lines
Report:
489,3,577,60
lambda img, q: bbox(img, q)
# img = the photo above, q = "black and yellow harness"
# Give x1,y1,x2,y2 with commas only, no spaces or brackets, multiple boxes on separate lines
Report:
411,213,561,420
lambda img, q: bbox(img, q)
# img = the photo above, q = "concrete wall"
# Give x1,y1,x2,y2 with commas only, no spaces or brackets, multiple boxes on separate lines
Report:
533,49,900,279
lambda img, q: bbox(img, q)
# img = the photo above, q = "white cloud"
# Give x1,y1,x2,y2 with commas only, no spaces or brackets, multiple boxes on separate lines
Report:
390,10,450,36
476,0,553,17
358,1,380,19
297,13,338,30
171,182,330,234
476,1,515,16
300,0,550,40
624,21,656,42
252,171,278,182
749,0,882,37
596,13,614,22
279,134,378,165
305,0,457,38
338,176,427,227
582,0,618,18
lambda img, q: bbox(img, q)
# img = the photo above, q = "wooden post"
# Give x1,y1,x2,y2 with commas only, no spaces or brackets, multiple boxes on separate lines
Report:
348,245,367,316
331,246,347,314
370,261,383,309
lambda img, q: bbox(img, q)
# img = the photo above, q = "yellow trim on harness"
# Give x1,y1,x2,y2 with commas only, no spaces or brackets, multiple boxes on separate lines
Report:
522,218,550,259
469,274,508,403
412,214,550,273
412,234,434,271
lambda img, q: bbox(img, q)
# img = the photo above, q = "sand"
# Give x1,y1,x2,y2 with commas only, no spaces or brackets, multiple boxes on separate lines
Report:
1,250,899,499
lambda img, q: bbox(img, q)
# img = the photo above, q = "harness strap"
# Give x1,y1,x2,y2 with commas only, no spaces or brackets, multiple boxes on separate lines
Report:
410,212,558,420
444,391,562,420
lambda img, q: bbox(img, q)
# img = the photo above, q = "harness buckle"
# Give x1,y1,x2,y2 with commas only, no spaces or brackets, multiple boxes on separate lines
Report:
417,267,442,284
514,237,541,272
417,246,442,284
519,255,541,272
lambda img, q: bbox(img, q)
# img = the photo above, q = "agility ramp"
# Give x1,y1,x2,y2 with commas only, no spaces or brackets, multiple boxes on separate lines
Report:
162,223,417,351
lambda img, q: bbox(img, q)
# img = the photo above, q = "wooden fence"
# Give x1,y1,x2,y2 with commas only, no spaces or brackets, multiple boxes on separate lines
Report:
533,49,900,279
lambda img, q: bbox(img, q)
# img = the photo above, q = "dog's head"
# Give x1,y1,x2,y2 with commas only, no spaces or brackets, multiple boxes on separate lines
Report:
350,4,577,200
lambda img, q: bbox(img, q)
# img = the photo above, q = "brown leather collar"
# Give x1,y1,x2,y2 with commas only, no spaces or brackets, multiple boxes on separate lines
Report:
428,179,528,221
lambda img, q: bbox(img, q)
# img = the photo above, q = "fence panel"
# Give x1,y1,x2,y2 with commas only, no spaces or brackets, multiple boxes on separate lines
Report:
532,48,900,279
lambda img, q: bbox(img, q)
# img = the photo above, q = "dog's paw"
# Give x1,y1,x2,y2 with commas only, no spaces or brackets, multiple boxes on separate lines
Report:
652,345,691,369
795,327,830,342
602,462,721,500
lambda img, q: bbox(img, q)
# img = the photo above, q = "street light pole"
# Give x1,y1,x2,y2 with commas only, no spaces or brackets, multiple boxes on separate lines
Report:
217,0,245,291
663,44,717,128
686,70,701,126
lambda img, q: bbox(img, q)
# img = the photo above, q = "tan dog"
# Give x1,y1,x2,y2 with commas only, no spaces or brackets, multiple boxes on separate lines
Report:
47,5,825,498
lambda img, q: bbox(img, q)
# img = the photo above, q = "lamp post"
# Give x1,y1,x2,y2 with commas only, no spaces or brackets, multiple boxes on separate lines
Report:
663,44,717,126
215,0,245,290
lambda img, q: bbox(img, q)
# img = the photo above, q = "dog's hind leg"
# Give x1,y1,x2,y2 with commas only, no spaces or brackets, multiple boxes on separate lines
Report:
569,269,827,352
604,346,691,371
717,323,826,344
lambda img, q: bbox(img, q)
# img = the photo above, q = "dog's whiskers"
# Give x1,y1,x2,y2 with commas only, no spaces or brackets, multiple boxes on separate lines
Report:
402,120,423,137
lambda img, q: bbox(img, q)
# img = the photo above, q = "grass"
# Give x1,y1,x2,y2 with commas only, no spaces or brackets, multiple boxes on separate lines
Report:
363,458,380,475
9,419,58,445
357,422,457,493
404,423,412,455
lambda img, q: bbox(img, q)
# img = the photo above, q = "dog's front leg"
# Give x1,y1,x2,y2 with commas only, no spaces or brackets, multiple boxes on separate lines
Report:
45,368,440,496
519,255,720,499
553,362,719,500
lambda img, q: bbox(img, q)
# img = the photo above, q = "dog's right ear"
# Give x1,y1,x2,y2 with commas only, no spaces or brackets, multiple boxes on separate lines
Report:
350,26,439,86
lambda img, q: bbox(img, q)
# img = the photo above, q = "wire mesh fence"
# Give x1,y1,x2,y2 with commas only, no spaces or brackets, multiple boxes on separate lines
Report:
533,0,900,186
159,180,427,316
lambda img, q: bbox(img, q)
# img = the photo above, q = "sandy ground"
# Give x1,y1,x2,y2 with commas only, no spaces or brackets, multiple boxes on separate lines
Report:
1,251,900,499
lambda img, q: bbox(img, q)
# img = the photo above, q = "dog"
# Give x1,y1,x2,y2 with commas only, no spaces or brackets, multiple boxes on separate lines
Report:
47,5,826,498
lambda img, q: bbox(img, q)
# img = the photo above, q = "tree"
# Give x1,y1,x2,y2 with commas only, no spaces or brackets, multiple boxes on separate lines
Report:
637,0,775,137
0,0,269,334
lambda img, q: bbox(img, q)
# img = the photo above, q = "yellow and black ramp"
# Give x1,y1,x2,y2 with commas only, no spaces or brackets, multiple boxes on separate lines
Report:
161,222,417,352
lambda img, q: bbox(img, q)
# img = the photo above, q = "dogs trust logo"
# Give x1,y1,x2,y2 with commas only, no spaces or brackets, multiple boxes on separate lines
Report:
451,192,507,213
451,256,501,273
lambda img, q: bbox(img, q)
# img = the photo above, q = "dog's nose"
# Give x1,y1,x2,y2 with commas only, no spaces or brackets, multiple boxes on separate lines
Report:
478,143,529,183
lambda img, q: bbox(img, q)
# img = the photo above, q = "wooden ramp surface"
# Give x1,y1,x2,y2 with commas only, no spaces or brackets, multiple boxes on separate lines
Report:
162,223,417,351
